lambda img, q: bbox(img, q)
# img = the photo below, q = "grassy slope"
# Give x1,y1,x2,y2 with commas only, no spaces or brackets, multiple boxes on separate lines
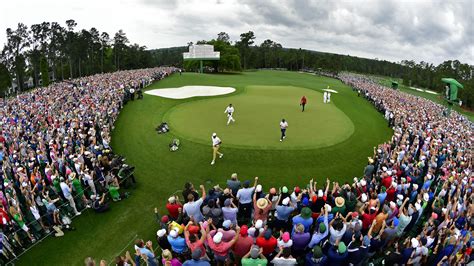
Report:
166,85,354,149
16,71,392,265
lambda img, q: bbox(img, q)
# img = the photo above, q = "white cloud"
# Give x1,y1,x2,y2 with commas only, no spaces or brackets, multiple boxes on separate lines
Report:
0,0,472,64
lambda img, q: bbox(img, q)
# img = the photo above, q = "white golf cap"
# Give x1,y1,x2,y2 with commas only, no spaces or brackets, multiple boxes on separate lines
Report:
212,133,217,137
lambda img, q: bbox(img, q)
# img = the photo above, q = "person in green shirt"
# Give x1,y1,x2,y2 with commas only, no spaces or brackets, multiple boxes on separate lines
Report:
108,179,121,201
70,174,90,208
242,245,267,266
9,206,36,242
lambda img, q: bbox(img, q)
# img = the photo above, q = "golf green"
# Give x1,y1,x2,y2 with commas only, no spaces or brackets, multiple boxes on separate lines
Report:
16,71,393,265
165,85,354,149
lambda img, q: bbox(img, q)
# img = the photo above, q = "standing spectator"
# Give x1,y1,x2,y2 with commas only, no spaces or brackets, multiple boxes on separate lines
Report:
60,177,81,216
232,225,253,262
241,246,268,266
256,229,278,258
183,185,206,222
166,196,182,220
236,177,258,224
226,173,241,195
182,250,210,266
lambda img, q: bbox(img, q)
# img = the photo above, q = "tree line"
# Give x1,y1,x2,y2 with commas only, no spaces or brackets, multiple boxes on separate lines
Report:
1,25,472,109
151,31,474,108
0,20,154,93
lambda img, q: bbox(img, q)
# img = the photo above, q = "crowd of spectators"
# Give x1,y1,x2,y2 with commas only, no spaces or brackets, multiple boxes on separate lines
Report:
0,67,177,262
128,74,473,266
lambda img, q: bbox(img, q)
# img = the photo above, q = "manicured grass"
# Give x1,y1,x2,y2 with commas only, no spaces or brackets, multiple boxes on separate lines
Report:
16,70,392,265
166,85,354,149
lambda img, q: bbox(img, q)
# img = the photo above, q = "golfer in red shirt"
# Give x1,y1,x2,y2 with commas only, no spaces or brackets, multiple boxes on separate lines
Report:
300,96,307,112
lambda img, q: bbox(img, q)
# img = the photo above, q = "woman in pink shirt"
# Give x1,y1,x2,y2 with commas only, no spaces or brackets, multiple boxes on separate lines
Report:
205,220,240,265
253,193,272,223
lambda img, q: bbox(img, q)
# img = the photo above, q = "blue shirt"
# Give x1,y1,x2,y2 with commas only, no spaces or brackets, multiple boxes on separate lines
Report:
292,215,313,234
378,192,387,205
327,246,348,266
183,260,211,266
139,247,157,266
167,236,187,253
276,205,294,221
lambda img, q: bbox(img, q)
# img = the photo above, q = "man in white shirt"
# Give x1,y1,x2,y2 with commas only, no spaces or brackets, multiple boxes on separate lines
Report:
211,133,223,165
224,104,235,125
60,178,81,216
327,92,331,103
323,91,327,103
280,119,288,142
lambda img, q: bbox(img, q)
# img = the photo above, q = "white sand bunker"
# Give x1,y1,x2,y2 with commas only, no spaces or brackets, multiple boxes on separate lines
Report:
323,89,338,93
145,86,235,99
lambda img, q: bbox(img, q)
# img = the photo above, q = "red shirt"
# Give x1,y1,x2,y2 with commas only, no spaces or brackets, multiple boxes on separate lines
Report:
300,97,307,104
166,203,182,219
361,212,377,230
0,208,10,225
381,176,392,190
233,235,253,258
256,236,277,255
386,187,396,202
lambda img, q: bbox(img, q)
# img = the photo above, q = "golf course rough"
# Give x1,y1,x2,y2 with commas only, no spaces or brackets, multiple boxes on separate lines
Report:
165,85,355,149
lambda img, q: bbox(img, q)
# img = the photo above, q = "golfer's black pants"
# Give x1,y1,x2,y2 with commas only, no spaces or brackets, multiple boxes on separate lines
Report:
281,129,286,140
302,103,305,111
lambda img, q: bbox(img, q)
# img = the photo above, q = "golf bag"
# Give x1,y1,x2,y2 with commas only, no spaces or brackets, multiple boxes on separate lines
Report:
156,122,169,134
169,139,180,152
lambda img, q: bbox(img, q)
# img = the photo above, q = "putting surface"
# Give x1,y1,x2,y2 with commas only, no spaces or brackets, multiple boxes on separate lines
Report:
166,85,354,149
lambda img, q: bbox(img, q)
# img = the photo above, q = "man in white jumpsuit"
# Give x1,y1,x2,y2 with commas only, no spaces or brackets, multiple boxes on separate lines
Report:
323,91,328,103
327,92,331,103
224,104,235,125
211,133,224,165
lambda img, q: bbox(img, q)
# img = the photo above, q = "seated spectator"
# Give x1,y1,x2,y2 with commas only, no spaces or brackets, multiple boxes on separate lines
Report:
91,194,109,213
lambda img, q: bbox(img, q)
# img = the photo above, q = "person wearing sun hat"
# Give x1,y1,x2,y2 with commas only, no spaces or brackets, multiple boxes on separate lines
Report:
327,240,348,265
292,207,313,234
253,192,272,223
332,196,346,215
305,244,327,266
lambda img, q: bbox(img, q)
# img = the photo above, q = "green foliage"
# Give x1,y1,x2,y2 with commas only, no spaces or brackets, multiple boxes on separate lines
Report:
0,63,11,95
39,56,49,86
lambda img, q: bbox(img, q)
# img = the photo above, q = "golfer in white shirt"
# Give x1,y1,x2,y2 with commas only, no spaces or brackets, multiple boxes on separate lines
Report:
280,119,288,141
323,91,328,103
224,104,235,125
211,133,223,165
